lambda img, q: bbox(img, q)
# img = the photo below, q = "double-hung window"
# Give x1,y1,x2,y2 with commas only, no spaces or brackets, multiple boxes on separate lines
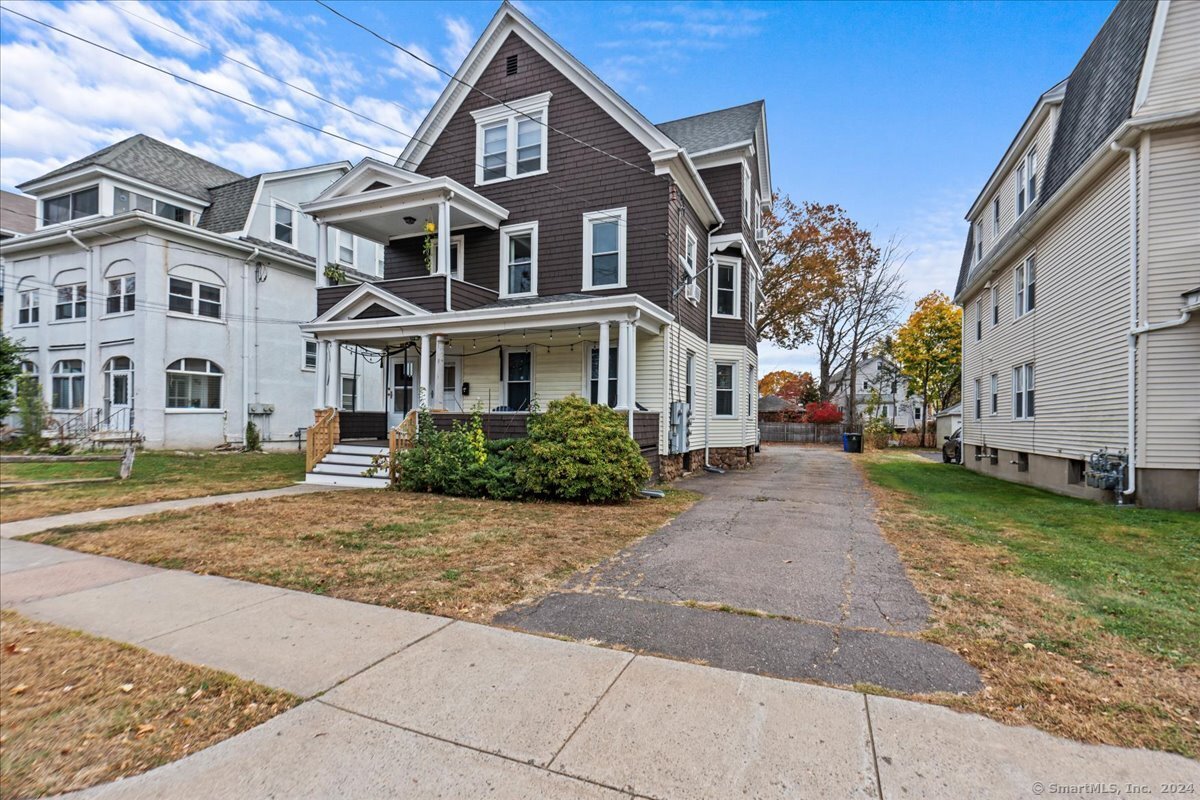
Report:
337,231,355,266
113,188,191,224
712,257,740,318
742,165,752,222
714,362,736,417
681,228,699,302
1016,147,1037,216
499,222,537,298
341,377,357,411
106,275,135,314
303,340,318,371
55,284,86,320
973,377,981,420
430,235,465,279
169,277,222,319
989,373,998,415
1015,255,1036,318
992,197,1001,235
975,298,982,340
975,222,983,262
582,208,626,289
1012,363,1035,419
589,345,618,407
42,186,98,226
273,202,295,246
17,289,39,325
685,352,696,412
991,285,999,326
472,92,551,185
166,358,223,409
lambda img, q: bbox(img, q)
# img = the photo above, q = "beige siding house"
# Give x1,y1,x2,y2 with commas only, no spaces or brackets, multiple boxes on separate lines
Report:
954,0,1199,510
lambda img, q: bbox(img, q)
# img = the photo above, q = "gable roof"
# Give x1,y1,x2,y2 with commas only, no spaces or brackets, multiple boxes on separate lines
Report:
198,176,260,234
17,134,244,201
657,101,765,154
955,0,1158,300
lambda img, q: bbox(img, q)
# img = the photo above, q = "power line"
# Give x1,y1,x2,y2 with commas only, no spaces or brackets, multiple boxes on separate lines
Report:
0,5,401,161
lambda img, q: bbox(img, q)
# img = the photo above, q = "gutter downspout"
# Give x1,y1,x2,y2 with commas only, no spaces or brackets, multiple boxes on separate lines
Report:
1110,141,1139,501
241,248,259,445
65,230,96,421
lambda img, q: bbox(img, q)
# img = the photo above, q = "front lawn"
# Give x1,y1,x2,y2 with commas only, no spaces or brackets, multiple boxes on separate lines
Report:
24,489,697,622
0,451,305,522
860,451,1199,757
0,610,296,800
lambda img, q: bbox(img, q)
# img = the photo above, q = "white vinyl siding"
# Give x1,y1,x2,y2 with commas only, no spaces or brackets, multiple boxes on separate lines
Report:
1136,0,1200,117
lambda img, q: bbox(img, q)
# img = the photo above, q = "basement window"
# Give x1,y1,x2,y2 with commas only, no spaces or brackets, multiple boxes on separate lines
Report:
1067,459,1085,485
1015,451,1029,472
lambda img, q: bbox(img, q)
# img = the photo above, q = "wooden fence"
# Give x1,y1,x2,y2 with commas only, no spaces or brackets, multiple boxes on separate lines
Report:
758,422,849,444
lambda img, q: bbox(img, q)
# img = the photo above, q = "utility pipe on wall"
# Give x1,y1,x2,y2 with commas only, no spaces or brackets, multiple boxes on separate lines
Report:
241,248,259,443
1110,141,1140,499
65,230,96,414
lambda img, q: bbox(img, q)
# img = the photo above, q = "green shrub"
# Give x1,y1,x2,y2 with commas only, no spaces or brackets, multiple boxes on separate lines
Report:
244,420,262,452
515,395,650,503
16,375,47,452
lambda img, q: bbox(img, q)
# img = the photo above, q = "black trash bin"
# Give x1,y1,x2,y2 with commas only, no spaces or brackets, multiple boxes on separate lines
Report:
845,432,863,453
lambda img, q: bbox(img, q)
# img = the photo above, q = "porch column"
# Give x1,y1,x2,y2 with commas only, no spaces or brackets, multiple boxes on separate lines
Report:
313,338,326,410
316,222,328,288
597,321,610,406
433,336,446,409
327,339,342,408
437,199,451,310
418,334,431,409
626,322,638,435
615,320,631,410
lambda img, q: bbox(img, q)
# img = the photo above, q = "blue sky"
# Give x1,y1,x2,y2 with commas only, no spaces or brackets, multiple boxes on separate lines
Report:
0,0,1116,374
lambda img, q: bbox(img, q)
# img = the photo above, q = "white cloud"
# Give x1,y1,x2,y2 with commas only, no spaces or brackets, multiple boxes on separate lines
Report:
441,16,474,69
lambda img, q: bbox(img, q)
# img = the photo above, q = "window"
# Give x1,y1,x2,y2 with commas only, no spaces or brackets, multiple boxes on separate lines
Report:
471,92,551,184
166,358,223,409
991,285,999,326
430,234,465,279
712,257,740,317
973,377,981,420
975,298,982,340
754,191,763,233
103,357,132,408
1012,362,1035,419
42,186,98,225
55,284,86,320
273,202,295,245
19,360,39,391
499,223,537,298
715,362,735,417
742,165,752,222
989,373,998,414
341,377,357,411
51,360,85,410
503,349,532,411
17,288,39,325
685,352,695,411
1015,255,1035,318
303,340,318,371
992,197,1001,235
975,222,983,262
113,188,191,224
583,208,626,289
589,346,618,407
748,272,758,326
681,227,699,302
337,231,355,266
1016,147,1037,216
168,277,222,319
106,275,135,314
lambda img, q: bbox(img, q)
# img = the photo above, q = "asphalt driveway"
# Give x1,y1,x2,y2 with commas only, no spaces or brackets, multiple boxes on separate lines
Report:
497,445,980,694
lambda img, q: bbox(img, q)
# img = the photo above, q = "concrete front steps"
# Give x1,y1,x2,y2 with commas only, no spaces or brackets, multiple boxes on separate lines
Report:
305,443,389,488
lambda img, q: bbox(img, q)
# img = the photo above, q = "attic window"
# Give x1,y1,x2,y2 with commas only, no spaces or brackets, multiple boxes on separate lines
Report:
364,181,390,192
471,92,551,185
506,54,519,75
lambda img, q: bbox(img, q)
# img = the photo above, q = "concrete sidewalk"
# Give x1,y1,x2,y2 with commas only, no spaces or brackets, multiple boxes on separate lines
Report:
2,539,1195,800
0,483,348,539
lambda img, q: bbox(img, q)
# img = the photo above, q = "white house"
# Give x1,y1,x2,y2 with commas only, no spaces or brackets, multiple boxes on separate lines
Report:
828,355,925,430
0,135,384,449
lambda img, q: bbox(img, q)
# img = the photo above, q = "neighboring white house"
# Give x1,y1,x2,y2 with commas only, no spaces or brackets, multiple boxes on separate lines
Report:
0,135,385,449
828,355,925,430
954,0,1199,510
935,402,962,445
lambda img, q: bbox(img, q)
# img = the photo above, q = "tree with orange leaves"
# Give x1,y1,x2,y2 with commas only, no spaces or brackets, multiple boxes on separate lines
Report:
892,291,962,447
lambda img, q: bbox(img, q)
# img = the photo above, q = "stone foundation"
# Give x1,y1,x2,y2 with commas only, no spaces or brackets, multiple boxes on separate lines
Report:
707,446,754,471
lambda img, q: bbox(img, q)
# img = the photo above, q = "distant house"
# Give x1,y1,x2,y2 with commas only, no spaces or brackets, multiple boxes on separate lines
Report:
828,355,925,430
935,402,962,445
757,394,795,421
954,0,1199,510
0,135,384,449
0,190,36,240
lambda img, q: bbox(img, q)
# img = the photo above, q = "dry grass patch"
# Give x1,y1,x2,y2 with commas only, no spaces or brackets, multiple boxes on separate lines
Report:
0,452,305,523
26,489,697,622
0,610,296,800
859,453,1199,758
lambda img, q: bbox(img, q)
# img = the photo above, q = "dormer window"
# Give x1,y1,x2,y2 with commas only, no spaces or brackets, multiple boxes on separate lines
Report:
975,222,983,262
1016,147,1038,216
114,188,192,224
273,202,296,246
472,93,551,185
992,198,1000,235
42,186,98,225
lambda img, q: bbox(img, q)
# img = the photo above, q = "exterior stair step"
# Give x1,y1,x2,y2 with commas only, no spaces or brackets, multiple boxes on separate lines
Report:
305,472,389,488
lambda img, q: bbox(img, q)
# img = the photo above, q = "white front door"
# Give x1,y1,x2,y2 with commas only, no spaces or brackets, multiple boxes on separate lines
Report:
103,358,133,429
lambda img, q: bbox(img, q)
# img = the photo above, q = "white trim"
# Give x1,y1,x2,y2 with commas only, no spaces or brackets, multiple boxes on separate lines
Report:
501,346,535,410
1132,0,1172,113
335,229,357,268
312,159,423,203
713,360,737,418
472,92,552,186
499,221,538,299
430,234,466,280
301,338,318,372
301,175,508,232
581,207,627,290
711,255,741,319
270,199,299,247
315,281,430,323
1012,362,1035,420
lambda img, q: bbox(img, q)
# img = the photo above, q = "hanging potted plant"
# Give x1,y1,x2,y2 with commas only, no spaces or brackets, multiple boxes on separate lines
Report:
323,263,346,285
422,221,436,272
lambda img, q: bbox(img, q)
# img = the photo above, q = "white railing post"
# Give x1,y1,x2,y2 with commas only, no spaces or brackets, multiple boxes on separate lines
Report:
597,321,610,406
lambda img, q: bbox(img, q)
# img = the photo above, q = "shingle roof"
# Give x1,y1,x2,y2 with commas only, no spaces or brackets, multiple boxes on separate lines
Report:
956,0,1157,299
198,176,260,234
239,236,314,265
18,134,244,201
955,227,975,296
656,100,764,154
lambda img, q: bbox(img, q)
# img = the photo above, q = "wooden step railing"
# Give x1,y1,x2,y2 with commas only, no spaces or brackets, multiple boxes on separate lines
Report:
386,410,420,486
305,407,340,472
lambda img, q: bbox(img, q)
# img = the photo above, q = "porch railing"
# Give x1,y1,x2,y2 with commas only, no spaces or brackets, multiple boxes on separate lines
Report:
305,408,340,472
386,410,420,486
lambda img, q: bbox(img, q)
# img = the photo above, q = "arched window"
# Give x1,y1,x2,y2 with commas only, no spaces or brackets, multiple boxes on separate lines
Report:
51,360,85,410
168,266,224,319
53,269,88,321
166,359,222,409
19,361,39,390
105,260,136,314
16,278,39,325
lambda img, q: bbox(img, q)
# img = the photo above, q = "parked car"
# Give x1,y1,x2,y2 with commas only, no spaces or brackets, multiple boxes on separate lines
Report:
942,428,962,464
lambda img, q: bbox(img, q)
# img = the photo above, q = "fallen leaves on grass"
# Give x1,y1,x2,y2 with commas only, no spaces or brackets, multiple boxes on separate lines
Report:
0,610,297,800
